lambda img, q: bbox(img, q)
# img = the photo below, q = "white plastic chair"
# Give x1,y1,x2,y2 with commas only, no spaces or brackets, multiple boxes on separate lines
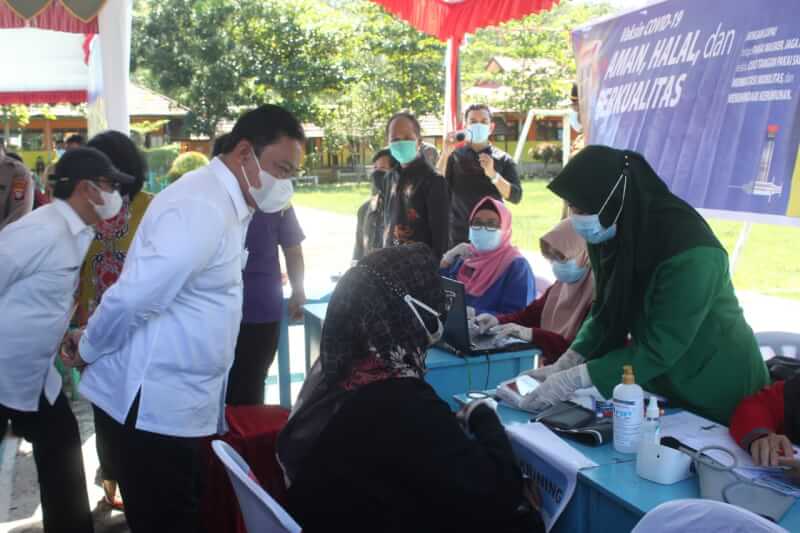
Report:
211,440,301,533
631,499,788,533
755,331,800,360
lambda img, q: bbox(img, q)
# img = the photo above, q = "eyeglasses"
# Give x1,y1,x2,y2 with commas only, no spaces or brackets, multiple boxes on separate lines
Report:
470,223,500,232
92,178,121,191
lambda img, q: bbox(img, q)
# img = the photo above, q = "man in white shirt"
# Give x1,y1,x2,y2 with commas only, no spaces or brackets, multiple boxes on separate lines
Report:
0,147,133,533
66,105,305,533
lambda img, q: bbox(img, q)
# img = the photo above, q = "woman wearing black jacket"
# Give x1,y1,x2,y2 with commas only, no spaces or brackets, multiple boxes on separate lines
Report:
381,112,450,261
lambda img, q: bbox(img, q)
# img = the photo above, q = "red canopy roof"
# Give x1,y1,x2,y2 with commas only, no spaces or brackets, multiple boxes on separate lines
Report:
371,0,559,42
0,1,98,33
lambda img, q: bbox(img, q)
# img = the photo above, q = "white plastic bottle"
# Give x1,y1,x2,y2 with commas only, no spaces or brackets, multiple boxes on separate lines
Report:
613,365,644,454
638,396,661,452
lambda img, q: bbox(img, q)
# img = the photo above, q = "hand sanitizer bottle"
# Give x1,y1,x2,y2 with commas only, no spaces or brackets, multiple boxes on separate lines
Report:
638,396,661,451
613,365,644,454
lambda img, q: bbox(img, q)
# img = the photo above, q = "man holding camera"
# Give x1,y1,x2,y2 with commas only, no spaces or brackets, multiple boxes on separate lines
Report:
438,104,522,246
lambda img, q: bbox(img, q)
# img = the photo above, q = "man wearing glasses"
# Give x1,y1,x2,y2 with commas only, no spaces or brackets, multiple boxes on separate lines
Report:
64,105,305,533
0,147,134,533
212,133,308,407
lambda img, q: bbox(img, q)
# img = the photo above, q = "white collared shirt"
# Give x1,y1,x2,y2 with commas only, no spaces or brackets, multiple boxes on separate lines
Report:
79,158,252,437
0,200,94,412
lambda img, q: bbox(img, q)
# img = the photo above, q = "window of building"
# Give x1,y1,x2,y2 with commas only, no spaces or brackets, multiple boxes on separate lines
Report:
22,131,44,150
535,121,562,142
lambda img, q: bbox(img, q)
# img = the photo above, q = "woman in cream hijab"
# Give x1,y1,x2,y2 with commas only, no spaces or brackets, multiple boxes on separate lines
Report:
475,219,594,365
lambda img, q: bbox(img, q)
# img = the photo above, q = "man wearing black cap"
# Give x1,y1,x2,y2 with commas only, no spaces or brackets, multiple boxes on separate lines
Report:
0,147,133,533
66,104,304,533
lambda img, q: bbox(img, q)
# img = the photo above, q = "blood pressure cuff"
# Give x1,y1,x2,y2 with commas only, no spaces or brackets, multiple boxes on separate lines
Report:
534,401,613,446
693,447,796,523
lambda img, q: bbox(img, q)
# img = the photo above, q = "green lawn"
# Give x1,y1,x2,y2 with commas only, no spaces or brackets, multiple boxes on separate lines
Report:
293,181,800,300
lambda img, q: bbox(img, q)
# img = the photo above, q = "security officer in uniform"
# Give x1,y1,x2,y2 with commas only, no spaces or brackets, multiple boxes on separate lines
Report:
0,146,33,231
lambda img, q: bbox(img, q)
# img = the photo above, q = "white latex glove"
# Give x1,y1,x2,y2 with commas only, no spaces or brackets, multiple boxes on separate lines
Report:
522,348,585,382
474,313,499,334
440,242,473,268
520,364,592,412
456,397,499,429
490,323,533,342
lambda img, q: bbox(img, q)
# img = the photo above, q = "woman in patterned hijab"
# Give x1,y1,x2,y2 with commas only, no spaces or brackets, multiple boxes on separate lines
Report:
277,242,447,483
277,243,541,533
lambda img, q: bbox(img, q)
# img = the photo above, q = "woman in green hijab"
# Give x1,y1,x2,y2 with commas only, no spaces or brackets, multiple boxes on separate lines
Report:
521,145,769,424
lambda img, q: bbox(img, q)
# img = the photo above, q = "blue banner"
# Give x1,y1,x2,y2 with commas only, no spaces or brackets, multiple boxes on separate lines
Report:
572,0,800,224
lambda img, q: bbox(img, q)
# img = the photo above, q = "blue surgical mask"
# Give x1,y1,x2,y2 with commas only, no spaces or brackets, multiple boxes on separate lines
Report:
468,123,490,144
552,259,589,284
570,172,627,245
389,140,419,165
469,226,502,252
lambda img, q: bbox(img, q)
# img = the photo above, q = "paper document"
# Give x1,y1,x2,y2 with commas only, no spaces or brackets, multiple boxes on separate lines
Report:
506,423,597,531
495,376,540,410
496,383,609,413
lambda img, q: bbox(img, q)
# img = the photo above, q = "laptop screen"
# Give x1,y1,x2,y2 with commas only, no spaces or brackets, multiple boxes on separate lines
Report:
440,276,470,352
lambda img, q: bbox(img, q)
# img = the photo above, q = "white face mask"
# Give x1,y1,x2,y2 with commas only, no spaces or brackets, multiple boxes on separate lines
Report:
404,294,443,345
243,149,294,213
88,181,123,220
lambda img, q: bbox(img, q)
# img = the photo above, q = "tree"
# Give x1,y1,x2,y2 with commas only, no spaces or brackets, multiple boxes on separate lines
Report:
232,1,346,123
1,105,29,149
461,0,615,111
318,1,446,163
168,151,210,182
130,119,170,147
133,0,241,138
132,0,346,139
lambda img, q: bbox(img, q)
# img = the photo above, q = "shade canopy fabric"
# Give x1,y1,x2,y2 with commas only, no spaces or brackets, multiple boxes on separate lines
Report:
0,0,131,135
0,0,100,33
0,28,88,104
370,0,559,42
0,0,98,105
371,0,559,135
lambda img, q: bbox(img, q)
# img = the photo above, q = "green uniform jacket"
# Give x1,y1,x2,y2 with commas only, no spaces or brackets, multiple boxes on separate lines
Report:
572,246,769,424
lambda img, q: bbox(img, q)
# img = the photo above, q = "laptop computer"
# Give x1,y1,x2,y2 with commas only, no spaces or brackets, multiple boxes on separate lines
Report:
437,276,536,357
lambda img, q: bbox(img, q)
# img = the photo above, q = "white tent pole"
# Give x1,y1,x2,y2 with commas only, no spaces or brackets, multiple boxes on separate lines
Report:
98,0,133,135
443,38,462,136
730,221,753,276
513,109,535,163
444,38,454,135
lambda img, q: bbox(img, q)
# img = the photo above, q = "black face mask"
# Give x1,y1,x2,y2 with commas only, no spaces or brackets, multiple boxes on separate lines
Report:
371,170,387,192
